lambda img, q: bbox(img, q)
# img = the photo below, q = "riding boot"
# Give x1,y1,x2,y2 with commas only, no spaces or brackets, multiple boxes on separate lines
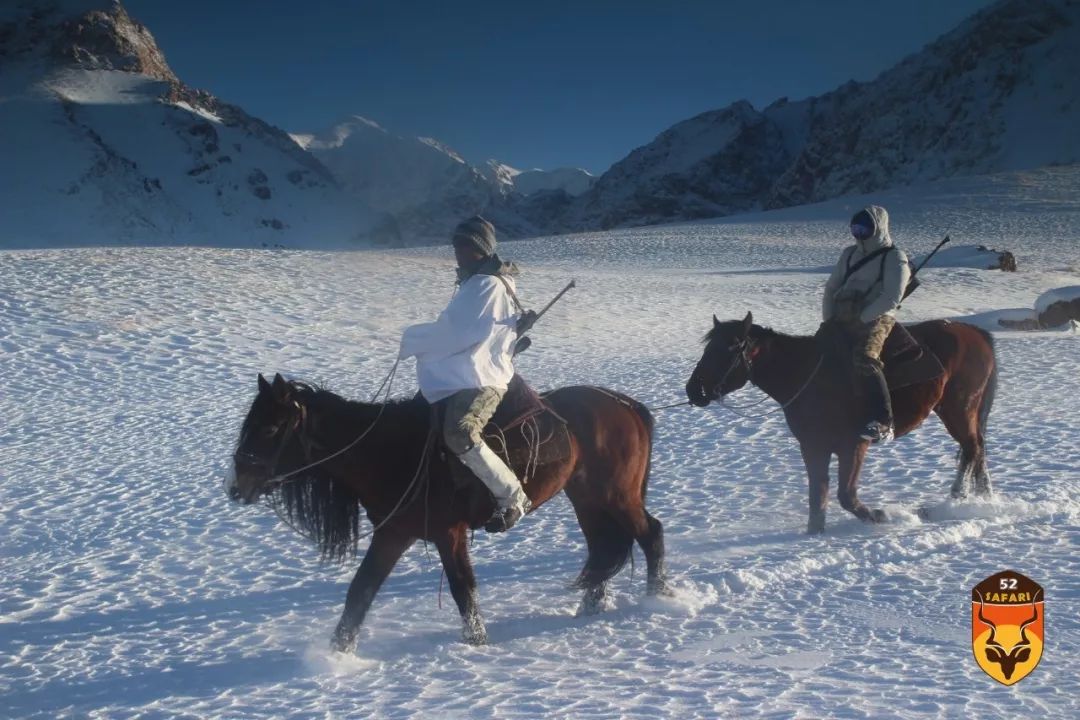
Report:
859,366,894,443
457,443,531,532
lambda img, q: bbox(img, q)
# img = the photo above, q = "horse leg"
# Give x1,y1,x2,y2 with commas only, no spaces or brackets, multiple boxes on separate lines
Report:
635,511,670,596
579,583,609,615
800,444,831,534
331,529,414,653
972,448,992,497
435,524,487,645
837,443,886,523
935,402,981,499
564,499,633,614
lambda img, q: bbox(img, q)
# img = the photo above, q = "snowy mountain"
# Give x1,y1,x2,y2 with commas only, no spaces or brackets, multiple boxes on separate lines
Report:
525,0,1080,232
0,0,372,247
479,160,595,197
295,119,594,243
512,166,595,197
292,117,512,244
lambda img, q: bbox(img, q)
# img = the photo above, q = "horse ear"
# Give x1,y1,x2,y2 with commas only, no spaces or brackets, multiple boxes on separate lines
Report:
257,373,271,395
713,314,721,328
271,373,290,401
742,311,753,335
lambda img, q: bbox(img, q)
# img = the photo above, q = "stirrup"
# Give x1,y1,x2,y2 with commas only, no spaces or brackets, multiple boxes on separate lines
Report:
859,421,894,444
484,498,532,534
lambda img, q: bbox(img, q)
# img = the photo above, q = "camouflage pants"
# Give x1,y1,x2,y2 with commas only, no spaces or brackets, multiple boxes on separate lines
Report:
846,316,896,376
442,387,506,455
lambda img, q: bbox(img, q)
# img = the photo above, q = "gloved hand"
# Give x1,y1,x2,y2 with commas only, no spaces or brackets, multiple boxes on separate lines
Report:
513,336,532,356
516,310,538,335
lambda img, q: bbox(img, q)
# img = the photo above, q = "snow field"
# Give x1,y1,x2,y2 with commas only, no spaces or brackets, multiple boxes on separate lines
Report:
2,170,1079,718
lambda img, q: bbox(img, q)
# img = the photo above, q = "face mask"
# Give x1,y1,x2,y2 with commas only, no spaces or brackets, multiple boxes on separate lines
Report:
850,223,874,241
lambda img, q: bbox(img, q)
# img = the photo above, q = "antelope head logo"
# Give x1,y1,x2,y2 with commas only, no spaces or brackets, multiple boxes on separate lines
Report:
975,589,1041,681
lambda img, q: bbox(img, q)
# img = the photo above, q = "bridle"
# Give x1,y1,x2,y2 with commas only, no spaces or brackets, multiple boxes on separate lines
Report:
708,333,823,418
707,335,758,399
231,361,436,543
233,360,401,498
232,399,317,494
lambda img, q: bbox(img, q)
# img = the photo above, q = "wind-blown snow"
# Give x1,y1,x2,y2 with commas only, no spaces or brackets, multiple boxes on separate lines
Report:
2,168,1078,718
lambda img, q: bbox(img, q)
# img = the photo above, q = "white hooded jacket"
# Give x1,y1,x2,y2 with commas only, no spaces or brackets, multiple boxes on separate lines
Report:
823,206,911,324
399,273,521,403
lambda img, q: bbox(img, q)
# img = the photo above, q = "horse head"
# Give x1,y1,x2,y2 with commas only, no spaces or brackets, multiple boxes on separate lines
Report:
686,311,756,407
226,373,309,504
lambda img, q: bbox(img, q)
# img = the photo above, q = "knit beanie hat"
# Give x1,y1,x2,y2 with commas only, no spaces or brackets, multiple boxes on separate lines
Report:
451,215,497,256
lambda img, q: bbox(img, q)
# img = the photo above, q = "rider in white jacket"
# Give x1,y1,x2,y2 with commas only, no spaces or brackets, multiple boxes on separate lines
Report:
822,205,911,443
399,216,535,532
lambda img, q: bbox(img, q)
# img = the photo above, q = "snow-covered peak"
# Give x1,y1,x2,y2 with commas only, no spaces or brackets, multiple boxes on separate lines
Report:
512,167,595,197
0,1,372,247
481,159,522,191
417,136,466,163
298,116,485,220
480,159,594,197
1,0,177,83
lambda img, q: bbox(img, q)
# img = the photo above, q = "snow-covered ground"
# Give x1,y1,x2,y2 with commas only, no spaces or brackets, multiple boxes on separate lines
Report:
2,169,1078,718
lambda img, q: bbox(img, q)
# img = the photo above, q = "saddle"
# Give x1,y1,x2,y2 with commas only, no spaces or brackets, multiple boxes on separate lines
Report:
482,376,572,479
818,321,944,390
435,375,572,488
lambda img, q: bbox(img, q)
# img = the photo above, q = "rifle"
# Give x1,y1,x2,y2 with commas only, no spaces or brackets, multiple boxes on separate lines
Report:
534,279,576,322
514,280,576,355
902,235,950,301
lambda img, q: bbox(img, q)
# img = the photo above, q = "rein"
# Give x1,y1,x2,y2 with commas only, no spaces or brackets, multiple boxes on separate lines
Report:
261,359,401,489
717,337,824,419
254,358,440,543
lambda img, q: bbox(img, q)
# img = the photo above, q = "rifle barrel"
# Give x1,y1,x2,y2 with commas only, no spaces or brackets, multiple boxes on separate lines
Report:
535,280,576,320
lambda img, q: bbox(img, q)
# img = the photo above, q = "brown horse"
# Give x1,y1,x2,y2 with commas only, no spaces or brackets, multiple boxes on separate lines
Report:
227,373,665,651
686,313,998,533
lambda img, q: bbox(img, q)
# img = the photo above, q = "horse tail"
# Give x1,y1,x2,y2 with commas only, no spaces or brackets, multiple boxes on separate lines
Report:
977,329,998,438
631,401,655,499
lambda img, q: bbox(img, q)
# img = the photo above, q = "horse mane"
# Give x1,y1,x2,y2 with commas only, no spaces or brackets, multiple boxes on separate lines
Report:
263,379,429,565
703,320,796,344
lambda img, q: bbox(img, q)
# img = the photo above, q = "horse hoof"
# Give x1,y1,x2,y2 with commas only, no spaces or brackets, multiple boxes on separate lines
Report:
463,629,488,646
330,631,356,655
869,508,888,523
647,579,675,597
463,615,488,646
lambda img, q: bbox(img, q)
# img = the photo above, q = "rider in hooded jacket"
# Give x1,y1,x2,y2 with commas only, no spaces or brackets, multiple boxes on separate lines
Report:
822,205,911,443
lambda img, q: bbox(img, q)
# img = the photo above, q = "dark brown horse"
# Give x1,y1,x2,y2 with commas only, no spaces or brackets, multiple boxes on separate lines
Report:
686,313,998,533
227,373,665,651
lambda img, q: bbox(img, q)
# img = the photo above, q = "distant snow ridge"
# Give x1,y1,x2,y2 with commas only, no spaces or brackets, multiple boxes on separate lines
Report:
293,116,509,244
295,118,594,244
518,0,1080,232
0,0,372,247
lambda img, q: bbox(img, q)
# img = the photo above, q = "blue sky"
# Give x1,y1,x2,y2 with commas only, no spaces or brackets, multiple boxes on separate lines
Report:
125,0,994,174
